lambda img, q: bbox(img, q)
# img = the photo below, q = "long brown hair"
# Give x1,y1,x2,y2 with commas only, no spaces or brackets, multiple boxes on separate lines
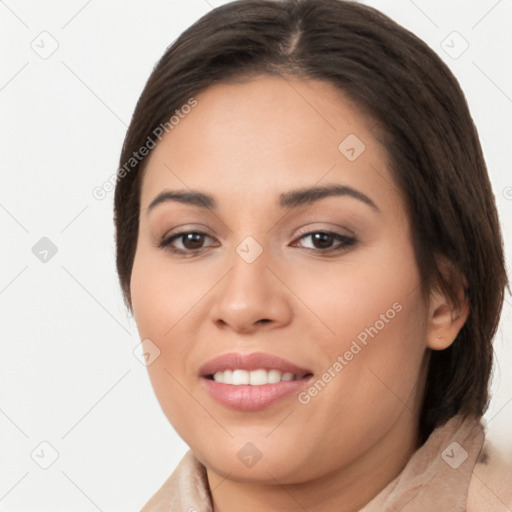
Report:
114,0,508,442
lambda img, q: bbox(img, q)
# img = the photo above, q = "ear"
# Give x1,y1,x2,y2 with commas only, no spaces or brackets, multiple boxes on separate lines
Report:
426,262,469,351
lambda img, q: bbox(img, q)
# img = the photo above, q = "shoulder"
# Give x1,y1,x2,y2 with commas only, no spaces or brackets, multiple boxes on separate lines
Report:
467,436,512,512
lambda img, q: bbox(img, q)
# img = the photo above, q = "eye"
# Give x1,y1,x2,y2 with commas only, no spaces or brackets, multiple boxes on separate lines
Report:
157,229,356,256
292,231,356,253
158,231,218,255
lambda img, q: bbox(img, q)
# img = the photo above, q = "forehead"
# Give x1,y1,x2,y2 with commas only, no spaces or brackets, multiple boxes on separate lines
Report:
139,75,402,216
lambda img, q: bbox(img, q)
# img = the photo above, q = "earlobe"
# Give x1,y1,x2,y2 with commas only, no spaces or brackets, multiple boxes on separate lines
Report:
426,285,470,351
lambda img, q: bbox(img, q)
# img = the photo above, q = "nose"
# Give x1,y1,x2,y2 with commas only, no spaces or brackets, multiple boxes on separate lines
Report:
209,247,293,334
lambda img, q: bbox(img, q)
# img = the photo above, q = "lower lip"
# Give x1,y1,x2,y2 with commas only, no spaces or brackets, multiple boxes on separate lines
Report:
201,376,312,411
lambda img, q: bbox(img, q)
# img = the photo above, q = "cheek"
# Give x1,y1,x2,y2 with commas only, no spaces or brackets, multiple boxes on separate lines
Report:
130,245,217,435
289,234,424,351
130,243,209,338
325,296,427,458
292,234,428,408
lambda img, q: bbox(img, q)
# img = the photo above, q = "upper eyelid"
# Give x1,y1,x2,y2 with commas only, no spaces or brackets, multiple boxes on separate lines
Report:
160,224,216,239
291,231,356,249
163,230,216,243
299,230,353,239
163,228,351,239
161,229,354,250
293,223,356,238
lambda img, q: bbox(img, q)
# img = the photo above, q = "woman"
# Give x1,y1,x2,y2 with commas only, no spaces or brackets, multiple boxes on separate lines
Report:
114,0,511,510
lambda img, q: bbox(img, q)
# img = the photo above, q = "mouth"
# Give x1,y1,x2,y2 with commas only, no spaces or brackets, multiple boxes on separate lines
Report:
205,368,311,385
199,352,314,411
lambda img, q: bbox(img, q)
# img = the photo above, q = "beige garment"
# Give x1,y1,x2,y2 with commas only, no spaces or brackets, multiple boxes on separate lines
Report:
141,415,512,512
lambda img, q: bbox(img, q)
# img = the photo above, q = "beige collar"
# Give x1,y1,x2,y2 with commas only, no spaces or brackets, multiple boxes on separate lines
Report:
360,414,484,511
141,414,487,512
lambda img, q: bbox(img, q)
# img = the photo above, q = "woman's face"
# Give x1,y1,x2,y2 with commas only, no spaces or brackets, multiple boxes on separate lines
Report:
131,75,431,486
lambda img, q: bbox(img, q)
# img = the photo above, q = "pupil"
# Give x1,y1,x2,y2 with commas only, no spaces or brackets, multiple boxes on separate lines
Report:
183,233,204,249
313,233,332,249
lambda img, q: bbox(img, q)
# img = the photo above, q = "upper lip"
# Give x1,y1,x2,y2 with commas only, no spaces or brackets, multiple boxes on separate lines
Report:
199,352,313,377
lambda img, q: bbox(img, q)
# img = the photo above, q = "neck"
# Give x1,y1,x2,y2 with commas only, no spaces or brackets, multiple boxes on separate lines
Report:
206,410,420,512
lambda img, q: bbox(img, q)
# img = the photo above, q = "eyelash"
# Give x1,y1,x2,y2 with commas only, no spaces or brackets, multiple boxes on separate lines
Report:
157,230,357,256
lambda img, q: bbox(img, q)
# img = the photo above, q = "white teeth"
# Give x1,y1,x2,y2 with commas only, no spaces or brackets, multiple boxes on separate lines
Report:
232,369,250,385
212,369,299,385
249,369,267,385
267,369,281,384
213,371,224,384
223,369,233,385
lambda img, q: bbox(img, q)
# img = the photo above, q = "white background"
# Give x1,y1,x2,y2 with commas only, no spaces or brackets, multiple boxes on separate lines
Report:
1,0,511,510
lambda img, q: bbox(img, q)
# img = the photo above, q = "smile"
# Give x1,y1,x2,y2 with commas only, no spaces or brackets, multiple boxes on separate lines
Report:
209,369,304,385
199,352,313,410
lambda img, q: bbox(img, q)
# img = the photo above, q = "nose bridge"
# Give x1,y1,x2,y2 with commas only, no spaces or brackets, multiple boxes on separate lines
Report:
224,237,274,308
210,236,293,331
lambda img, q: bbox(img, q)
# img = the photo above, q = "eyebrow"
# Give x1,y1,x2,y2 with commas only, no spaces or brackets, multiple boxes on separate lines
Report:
147,190,216,213
279,184,379,211
146,184,379,214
